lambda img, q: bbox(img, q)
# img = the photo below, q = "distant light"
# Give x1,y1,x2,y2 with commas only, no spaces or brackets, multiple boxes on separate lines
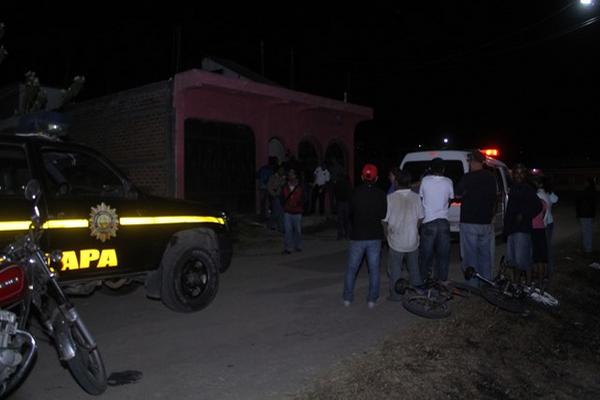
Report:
443,138,449,144
581,0,594,5
481,148,499,157
418,144,423,148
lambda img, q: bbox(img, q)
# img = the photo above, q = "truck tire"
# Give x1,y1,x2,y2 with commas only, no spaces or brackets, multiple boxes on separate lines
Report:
160,242,219,313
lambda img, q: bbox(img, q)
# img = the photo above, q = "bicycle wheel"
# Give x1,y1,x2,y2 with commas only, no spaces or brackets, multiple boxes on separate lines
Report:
481,286,525,314
402,295,451,319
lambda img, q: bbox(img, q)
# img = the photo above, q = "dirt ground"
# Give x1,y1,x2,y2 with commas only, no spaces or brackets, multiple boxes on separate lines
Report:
296,236,600,400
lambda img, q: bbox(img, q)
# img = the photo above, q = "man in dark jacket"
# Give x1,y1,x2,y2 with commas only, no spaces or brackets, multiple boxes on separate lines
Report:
342,164,387,308
576,177,597,256
456,151,498,285
504,164,542,285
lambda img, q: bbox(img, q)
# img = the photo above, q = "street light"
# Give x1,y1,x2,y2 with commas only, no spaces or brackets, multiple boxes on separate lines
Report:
443,138,449,144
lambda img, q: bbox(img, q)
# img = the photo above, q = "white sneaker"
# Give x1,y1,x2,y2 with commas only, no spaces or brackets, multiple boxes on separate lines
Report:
367,301,377,309
343,300,351,307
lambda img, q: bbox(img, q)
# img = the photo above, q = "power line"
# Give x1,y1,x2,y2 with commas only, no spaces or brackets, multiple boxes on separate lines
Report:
411,1,581,69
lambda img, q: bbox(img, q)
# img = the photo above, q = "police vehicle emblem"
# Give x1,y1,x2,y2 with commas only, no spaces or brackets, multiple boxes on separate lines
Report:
89,203,119,242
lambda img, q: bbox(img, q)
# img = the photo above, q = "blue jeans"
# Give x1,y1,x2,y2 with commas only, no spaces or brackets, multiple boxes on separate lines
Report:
580,218,593,254
419,219,451,281
460,223,494,286
388,248,420,298
343,240,382,302
507,232,532,271
284,213,302,251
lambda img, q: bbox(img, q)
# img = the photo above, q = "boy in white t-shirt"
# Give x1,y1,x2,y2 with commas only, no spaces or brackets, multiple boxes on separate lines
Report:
418,158,454,282
383,169,424,300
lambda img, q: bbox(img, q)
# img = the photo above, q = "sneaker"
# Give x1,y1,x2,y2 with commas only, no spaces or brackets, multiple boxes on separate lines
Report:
343,300,352,307
367,301,377,309
295,248,302,252
282,250,292,255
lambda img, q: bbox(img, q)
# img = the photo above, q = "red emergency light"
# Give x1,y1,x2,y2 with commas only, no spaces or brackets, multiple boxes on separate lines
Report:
481,148,499,157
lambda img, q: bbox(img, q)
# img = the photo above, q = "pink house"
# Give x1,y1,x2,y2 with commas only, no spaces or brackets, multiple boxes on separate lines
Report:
172,69,373,211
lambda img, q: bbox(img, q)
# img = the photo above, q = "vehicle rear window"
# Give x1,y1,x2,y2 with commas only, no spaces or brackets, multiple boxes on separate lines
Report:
401,160,465,186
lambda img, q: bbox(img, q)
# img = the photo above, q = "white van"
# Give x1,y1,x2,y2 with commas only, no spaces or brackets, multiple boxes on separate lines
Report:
400,150,511,235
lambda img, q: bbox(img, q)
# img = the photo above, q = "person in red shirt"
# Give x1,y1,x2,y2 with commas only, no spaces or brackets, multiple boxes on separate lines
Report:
282,169,304,254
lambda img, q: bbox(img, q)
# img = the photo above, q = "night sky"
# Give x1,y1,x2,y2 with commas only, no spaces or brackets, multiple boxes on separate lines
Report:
2,2,599,167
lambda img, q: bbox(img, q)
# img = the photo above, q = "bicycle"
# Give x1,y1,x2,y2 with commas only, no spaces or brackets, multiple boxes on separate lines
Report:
395,278,468,319
464,257,559,314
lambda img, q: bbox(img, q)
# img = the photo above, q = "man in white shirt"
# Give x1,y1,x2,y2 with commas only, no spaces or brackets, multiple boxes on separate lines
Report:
383,170,424,300
418,158,454,282
312,164,330,215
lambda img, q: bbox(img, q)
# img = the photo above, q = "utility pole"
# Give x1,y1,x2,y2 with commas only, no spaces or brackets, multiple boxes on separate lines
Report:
173,26,182,74
344,71,351,103
260,40,265,76
290,47,295,89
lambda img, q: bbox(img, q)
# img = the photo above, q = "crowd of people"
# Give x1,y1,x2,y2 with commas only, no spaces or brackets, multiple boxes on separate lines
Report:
256,151,600,309
342,152,561,308
256,156,353,250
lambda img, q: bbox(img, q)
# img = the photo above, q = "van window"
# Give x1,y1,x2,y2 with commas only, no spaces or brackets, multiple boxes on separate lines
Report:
402,160,465,186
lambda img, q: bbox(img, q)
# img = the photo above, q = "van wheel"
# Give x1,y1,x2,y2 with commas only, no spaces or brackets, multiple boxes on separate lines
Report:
161,245,219,313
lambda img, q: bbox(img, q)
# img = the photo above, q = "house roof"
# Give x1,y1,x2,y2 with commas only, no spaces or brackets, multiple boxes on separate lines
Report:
202,56,280,87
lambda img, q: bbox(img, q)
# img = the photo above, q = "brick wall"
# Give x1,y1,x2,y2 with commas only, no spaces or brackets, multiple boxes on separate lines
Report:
65,81,173,196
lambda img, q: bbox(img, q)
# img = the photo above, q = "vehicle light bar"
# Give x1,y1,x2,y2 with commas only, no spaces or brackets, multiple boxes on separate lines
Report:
481,148,499,157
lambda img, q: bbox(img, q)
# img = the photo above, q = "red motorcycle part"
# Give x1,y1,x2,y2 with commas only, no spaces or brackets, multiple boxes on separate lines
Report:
0,265,26,306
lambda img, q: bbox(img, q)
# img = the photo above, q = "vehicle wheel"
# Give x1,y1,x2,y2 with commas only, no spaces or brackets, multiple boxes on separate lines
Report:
481,286,525,314
161,247,219,313
64,321,107,395
99,278,140,296
402,295,451,319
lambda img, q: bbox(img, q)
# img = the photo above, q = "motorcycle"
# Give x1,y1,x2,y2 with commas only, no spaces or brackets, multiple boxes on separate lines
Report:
0,180,107,398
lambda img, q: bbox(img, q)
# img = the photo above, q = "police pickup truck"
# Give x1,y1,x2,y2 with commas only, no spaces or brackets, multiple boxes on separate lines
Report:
0,133,232,312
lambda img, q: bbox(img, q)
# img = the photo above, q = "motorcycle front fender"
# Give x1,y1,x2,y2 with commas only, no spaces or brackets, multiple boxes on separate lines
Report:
51,310,76,361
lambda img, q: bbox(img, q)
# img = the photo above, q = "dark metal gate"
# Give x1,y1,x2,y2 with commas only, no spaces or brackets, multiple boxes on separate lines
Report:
184,119,255,213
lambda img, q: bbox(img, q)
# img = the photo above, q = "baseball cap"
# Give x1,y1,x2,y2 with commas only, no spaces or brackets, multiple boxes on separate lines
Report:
361,164,378,181
468,151,486,163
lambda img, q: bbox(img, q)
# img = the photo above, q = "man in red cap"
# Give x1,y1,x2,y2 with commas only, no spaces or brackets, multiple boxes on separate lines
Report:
342,164,387,308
